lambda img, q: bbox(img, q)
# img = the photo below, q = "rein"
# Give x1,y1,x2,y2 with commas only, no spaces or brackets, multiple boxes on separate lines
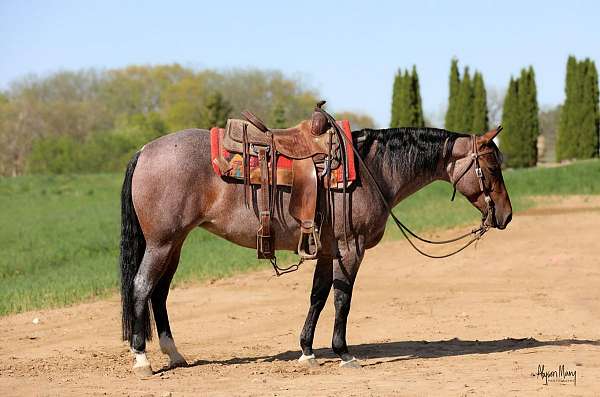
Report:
319,110,496,259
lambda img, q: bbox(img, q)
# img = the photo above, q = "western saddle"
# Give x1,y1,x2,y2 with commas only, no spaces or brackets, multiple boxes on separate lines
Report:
220,101,348,265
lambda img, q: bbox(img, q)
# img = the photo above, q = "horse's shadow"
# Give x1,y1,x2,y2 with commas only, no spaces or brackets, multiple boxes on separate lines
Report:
156,337,600,374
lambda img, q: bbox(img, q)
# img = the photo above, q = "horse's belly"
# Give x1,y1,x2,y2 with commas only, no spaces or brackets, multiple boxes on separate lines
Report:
200,210,301,252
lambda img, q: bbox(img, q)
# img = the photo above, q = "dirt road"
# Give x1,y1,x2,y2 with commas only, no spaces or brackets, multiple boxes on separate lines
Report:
1,196,599,396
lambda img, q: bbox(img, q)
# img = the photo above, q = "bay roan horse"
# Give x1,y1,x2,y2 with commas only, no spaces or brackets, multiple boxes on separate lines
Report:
120,125,512,377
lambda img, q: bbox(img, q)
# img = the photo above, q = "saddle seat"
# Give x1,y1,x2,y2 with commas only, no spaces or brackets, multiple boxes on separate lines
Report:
225,110,338,160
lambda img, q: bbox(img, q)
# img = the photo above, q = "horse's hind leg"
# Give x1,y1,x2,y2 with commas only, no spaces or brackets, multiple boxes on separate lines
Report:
299,257,333,366
152,242,187,368
130,243,174,377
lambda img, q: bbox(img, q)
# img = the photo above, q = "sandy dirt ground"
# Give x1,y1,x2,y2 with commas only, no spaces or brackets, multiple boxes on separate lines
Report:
1,196,600,396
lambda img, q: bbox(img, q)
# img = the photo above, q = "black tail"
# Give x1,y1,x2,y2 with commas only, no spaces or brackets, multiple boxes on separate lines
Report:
119,151,151,342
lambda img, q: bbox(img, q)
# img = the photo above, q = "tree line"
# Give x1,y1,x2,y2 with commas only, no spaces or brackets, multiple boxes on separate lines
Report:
0,65,374,176
1,57,597,175
390,56,599,168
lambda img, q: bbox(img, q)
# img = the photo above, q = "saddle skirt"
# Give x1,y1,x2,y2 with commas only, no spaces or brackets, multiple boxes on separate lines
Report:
210,119,356,188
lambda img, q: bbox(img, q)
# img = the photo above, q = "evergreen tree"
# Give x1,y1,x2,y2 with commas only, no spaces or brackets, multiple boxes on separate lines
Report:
520,67,540,167
390,66,424,127
204,91,232,128
501,67,540,167
456,67,474,132
445,60,489,133
410,65,425,127
445,58,460,130
390,70,402,127
557,56,600,160
472,71,489,133
271,103,287,128
396,70,412,126
590,60,600,156
501,78,520,166
557,56,580,159
578,59,599,158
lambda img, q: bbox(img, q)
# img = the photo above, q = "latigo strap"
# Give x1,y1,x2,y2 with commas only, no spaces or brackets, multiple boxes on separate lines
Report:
256,148,274,259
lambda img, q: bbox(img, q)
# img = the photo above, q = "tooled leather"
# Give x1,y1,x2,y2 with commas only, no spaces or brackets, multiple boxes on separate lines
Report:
223,118,339,160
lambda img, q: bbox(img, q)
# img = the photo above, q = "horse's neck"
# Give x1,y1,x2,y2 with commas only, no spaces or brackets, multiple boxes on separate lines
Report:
391,169,443,206
365,142,448,207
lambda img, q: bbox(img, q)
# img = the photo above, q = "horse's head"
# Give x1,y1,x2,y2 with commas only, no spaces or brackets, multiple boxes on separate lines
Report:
448,127,512,230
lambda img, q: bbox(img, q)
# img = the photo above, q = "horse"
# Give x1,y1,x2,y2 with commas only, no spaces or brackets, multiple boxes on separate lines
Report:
119,123,512,377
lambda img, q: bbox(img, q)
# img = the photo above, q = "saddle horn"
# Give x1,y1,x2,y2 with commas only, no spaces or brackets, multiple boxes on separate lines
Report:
315,100,326,109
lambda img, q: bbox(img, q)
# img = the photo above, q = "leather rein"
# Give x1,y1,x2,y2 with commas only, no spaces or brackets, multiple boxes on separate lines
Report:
319,109,499,259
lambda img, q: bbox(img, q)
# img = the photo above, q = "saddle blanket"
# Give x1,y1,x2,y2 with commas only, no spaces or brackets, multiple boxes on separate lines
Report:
210,120,356,188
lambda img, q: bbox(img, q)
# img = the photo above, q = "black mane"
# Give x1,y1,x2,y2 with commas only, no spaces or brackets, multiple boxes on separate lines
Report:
355,127,468,178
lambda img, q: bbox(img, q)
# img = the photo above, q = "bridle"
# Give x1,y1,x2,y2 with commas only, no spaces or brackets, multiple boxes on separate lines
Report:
449,132,500,229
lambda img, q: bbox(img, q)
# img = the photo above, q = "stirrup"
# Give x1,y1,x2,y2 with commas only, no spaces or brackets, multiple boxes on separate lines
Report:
257,233,274,259
297,227,321,260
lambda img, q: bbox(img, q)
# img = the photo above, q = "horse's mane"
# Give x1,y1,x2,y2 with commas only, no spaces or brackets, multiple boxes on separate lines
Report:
356,127,469,178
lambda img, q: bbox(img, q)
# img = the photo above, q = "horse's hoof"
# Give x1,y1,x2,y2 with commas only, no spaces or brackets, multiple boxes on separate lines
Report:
298,353,318,367
339,357,361,369
169,356,188,369
133,364,153,378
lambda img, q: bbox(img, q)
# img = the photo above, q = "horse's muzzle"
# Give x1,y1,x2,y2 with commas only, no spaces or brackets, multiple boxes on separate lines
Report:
487,210,512,230
496,212,512,230
483,207,512,230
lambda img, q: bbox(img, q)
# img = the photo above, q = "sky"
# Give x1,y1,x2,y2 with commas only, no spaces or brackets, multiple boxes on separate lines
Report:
1,0,599,127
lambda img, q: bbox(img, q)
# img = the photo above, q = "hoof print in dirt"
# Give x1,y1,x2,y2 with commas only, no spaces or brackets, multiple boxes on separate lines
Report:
133,365,153,379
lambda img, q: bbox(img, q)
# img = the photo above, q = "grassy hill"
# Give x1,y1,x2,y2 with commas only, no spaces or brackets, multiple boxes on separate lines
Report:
1,160,599,315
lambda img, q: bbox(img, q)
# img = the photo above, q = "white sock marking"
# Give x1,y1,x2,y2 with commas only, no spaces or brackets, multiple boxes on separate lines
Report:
298,353,316,362
133,352,150,368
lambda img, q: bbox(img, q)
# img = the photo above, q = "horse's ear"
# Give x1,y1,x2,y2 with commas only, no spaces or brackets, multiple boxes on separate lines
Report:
480,126,502,144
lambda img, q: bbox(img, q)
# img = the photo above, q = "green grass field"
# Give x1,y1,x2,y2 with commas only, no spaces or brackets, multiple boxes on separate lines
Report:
1,160,599,316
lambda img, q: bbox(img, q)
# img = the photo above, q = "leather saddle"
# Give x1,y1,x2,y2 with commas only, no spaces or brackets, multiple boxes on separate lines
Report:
222,111,340,161
220,101,346,262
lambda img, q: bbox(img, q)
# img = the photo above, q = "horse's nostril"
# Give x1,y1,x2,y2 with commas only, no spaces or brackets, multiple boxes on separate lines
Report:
496,212,512,230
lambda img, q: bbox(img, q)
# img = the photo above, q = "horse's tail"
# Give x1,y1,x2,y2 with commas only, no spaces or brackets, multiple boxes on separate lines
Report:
119,151,151,343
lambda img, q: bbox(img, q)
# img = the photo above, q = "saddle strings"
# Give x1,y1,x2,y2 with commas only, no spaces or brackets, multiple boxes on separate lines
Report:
242,123,250,209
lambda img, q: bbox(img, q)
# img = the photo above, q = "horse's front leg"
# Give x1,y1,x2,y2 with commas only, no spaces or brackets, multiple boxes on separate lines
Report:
298,257,333,366
332,236,364,367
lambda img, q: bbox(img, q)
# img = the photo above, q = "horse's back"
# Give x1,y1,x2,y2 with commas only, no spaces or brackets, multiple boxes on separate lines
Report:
142,128,210,156
132,128,215,241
